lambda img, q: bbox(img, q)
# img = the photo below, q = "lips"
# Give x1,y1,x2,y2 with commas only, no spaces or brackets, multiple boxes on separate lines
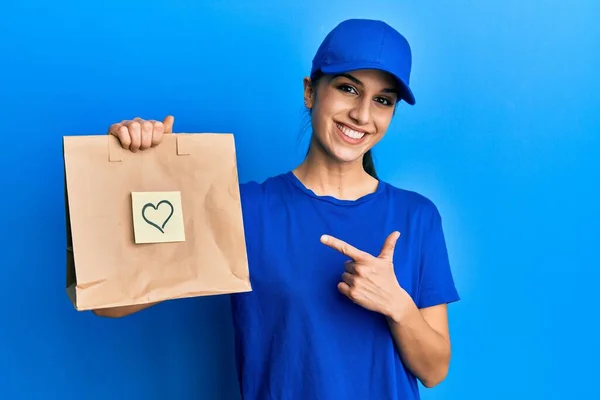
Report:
335,122,368,144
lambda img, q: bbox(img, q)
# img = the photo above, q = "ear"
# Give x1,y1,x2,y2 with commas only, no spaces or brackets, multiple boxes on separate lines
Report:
303,77,314,109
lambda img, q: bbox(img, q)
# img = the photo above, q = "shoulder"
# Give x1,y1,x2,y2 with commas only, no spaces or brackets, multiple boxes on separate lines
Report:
239,172,290,201
380,180,443,223
237,173,291,251
377,181,447,244
238,172,293,220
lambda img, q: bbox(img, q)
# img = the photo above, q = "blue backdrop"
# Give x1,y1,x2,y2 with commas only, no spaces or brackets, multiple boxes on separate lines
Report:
1,1,599,399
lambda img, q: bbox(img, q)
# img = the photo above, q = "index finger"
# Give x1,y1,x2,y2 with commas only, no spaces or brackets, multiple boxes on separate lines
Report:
320,235,371,262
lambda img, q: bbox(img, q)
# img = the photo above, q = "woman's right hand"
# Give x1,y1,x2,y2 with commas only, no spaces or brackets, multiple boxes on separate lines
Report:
108,115,175,152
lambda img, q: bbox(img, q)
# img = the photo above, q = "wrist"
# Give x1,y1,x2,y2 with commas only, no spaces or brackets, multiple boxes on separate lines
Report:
385,287,413,324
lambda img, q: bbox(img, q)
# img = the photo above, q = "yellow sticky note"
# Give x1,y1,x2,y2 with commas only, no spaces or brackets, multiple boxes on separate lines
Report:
131,191,186,244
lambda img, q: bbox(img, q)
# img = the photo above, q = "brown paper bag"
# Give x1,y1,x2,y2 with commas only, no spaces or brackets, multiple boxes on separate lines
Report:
63,133,252,311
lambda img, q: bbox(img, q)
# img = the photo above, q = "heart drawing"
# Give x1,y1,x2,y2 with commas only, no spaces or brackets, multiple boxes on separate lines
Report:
141,200,174,234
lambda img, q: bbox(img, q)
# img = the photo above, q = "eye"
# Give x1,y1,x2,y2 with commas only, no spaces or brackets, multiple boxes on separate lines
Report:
337,84,358,95
375,97,395,107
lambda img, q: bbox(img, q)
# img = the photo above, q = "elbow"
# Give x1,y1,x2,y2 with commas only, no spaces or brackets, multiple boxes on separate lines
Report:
421,371,447,388
421,369,448,388
421,356,451,388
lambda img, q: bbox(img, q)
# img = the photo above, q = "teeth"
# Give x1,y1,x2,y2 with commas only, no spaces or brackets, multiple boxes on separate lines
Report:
336,123,365,140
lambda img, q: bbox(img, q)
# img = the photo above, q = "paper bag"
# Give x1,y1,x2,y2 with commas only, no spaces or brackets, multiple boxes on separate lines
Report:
63,133,252,311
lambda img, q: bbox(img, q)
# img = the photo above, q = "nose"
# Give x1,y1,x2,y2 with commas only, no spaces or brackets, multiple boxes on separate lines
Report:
348,97,371,125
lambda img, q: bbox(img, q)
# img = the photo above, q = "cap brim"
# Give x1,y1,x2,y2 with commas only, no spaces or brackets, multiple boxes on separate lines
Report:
320,62,416,105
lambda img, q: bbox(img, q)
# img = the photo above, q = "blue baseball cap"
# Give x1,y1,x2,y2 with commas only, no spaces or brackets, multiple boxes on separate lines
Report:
311,19,416,105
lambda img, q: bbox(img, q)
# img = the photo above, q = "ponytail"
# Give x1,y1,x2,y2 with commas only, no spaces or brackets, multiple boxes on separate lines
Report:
362,149,378,179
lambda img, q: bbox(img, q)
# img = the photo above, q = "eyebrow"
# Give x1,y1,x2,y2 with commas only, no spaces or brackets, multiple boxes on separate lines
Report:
333,73,398,95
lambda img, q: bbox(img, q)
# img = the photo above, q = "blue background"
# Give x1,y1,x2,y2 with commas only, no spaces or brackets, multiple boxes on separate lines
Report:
1,0,599,399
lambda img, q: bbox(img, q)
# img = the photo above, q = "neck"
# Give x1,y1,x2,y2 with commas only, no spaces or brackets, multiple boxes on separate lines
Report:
293,145,379,201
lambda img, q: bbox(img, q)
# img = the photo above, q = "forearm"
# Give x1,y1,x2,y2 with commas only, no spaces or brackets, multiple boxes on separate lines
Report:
386,294,451,388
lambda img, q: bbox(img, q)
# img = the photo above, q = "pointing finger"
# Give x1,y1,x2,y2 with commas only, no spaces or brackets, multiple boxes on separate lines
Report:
378,231,401,260
320,235,371,262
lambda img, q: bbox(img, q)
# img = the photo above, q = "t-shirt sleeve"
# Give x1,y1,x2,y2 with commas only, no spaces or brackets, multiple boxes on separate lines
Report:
417,203,460,309
238,180,268,271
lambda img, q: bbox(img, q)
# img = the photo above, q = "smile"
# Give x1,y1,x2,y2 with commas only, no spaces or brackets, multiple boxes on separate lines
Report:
335,123,366,141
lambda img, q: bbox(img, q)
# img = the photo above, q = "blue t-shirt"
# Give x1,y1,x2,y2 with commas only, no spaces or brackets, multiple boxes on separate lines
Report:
230,171,460,400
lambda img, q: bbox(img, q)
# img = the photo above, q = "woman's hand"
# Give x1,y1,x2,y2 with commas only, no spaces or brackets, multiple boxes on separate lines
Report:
320,231,411,321
107,115,175,152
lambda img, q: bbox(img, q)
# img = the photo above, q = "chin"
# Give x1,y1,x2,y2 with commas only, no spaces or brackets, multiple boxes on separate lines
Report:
322,141,369,166
331,149,365,164
327,123,374,164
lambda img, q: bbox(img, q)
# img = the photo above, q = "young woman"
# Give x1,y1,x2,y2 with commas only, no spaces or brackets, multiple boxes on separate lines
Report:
95,18,460,400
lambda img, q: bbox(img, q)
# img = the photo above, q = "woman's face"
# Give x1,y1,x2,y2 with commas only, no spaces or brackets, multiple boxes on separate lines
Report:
304,69,398,166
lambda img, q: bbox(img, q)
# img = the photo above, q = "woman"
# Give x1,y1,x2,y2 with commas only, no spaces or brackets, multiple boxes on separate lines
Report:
95,18,460,400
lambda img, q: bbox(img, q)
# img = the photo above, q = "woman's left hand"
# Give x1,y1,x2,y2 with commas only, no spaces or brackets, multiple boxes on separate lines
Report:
320,231,411,321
